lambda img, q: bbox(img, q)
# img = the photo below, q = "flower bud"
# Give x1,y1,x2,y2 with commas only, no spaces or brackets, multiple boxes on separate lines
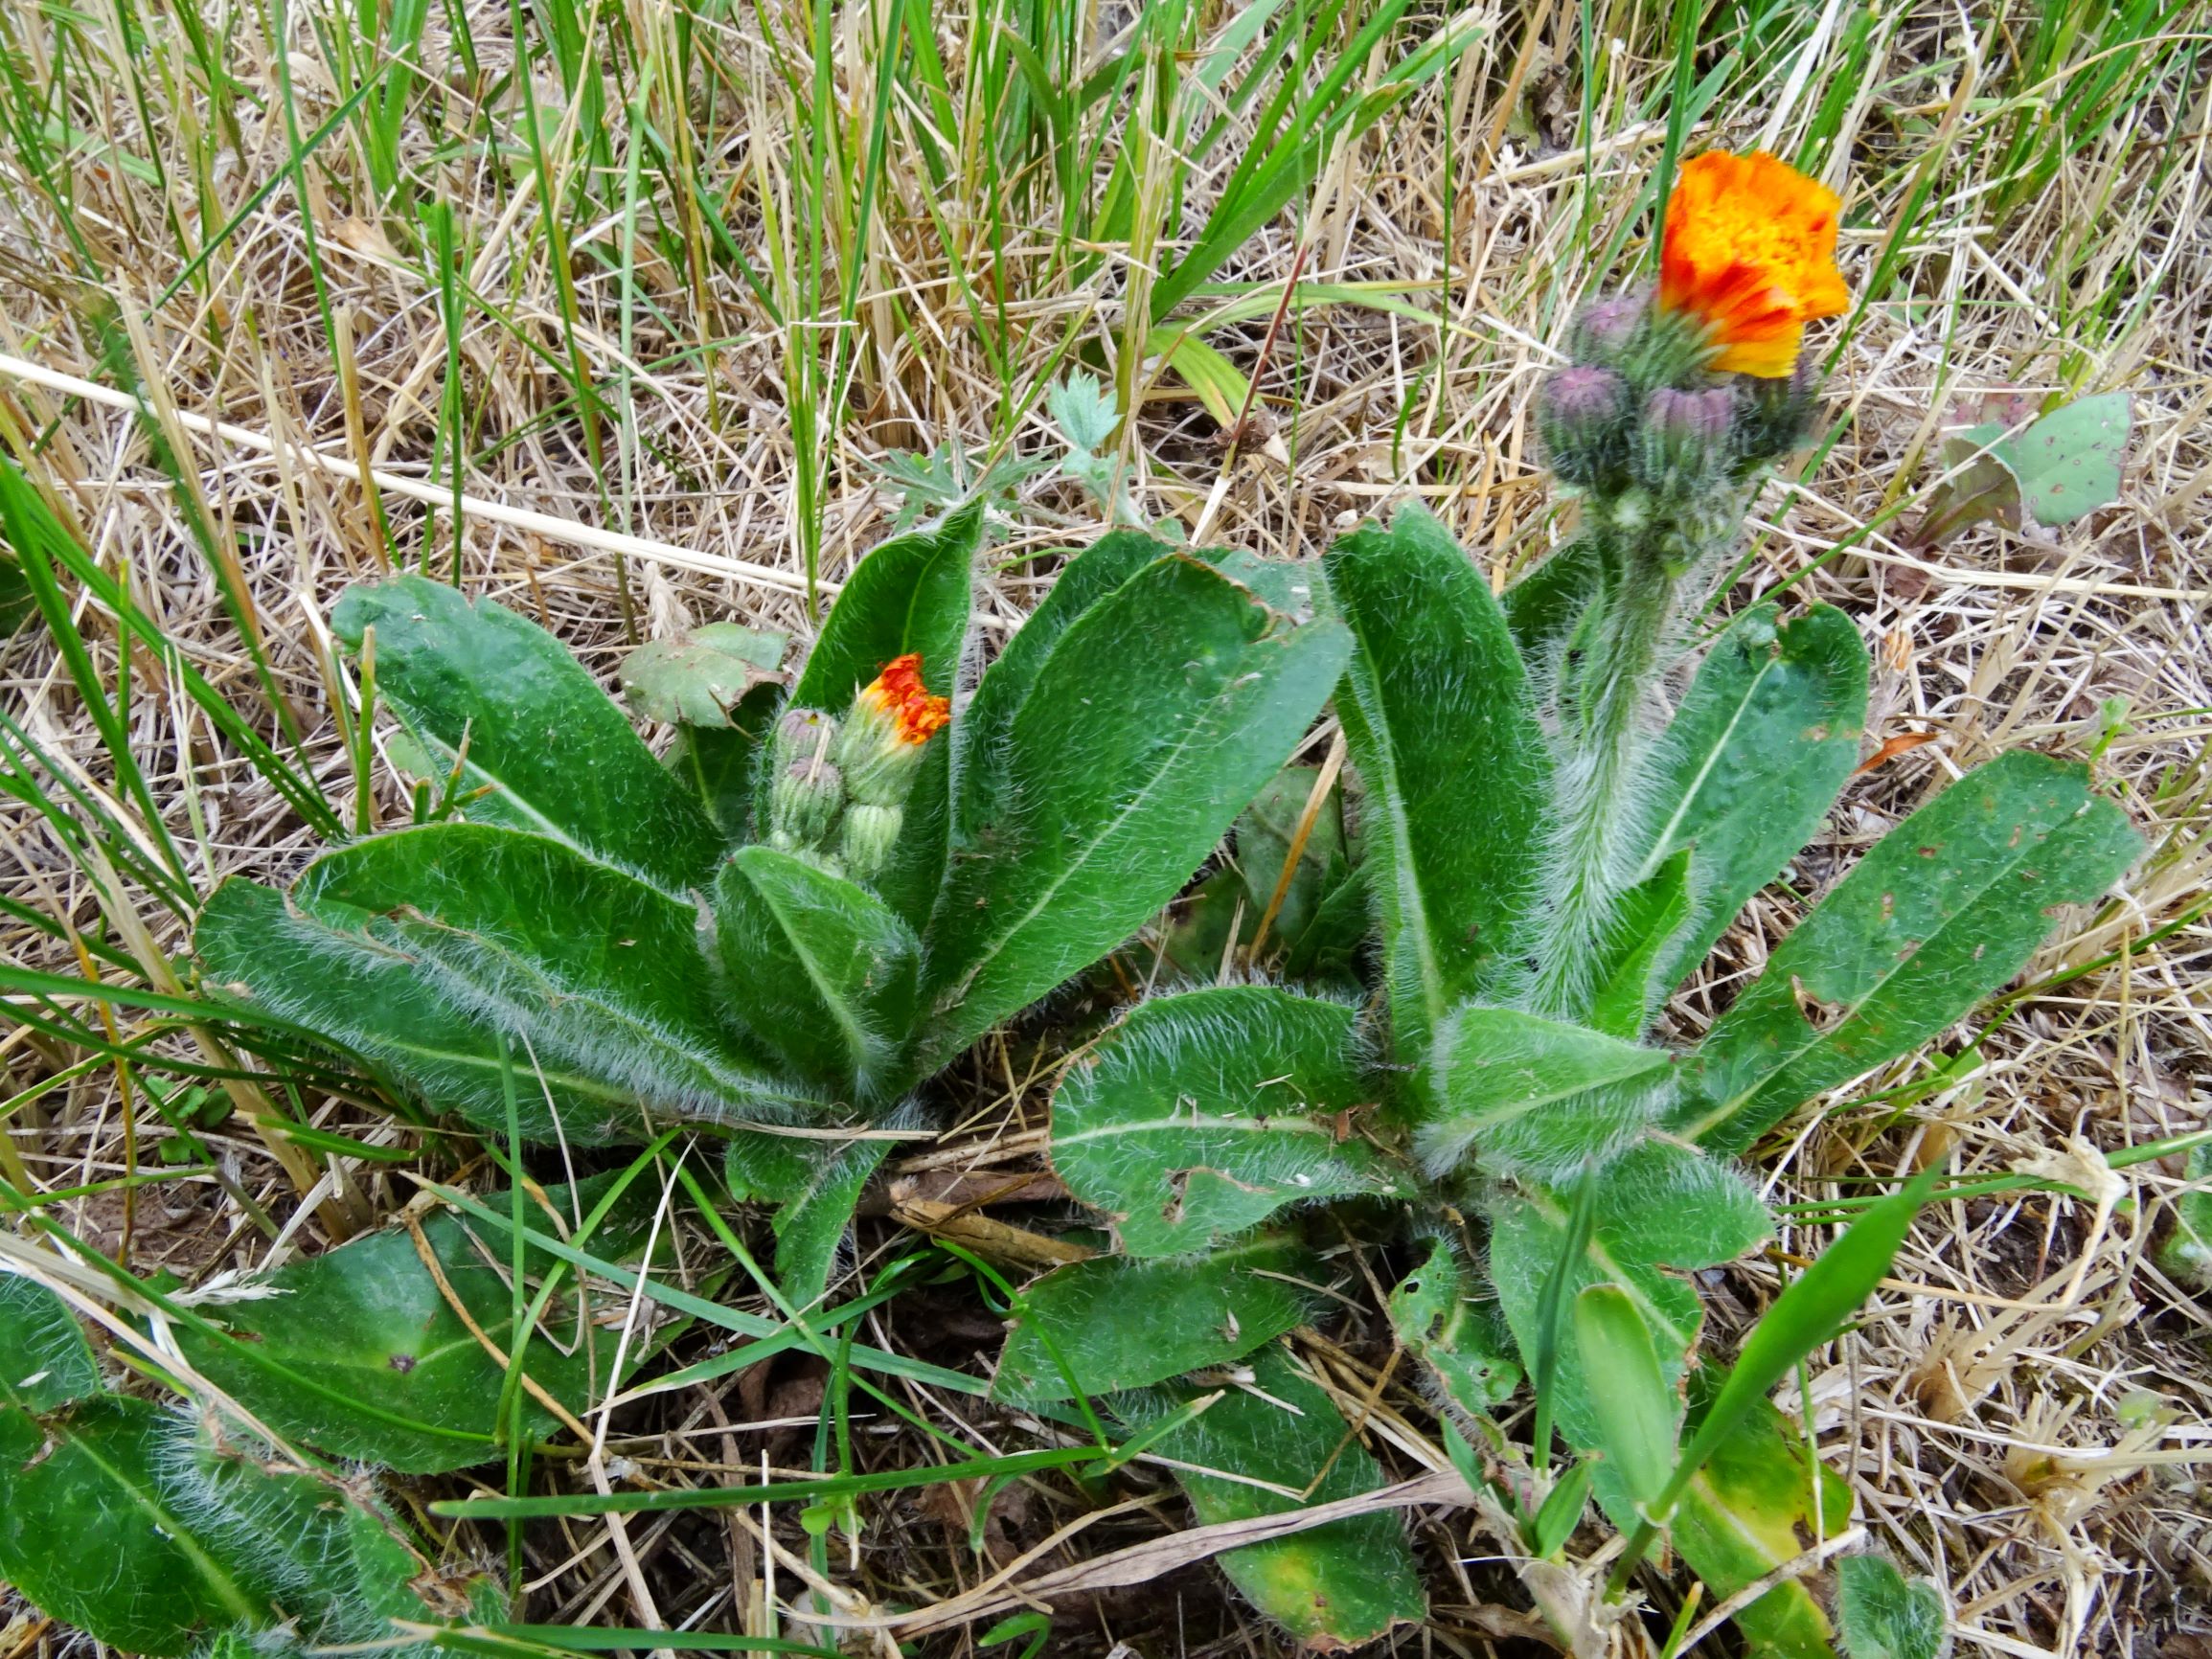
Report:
1634,385,1734,497
771,706,839,775
838,802,903,882
1539,365,1630,488
1605,486,1653,536
770,755,844,850
835,653,951,807
1651,499,1738,578
1729,349,1821,468
1569,291,1647,366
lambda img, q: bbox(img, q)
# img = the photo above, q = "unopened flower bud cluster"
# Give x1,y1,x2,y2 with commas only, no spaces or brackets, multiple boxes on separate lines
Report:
766,653,949,881
1538,292,1822,580
1538,150,1845,587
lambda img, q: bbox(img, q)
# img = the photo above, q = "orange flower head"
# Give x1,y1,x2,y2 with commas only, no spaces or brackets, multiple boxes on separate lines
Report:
856,653,950,746
1658,151,1849,377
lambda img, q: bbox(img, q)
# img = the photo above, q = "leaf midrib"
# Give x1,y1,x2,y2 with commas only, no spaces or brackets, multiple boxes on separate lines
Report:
178,1294,514,1451
395,921,795,1105
248,908,643,1107
1675,1467,1833,1639
60,1412,271,1625
747,868,872,1080
1684,1463,1830,1579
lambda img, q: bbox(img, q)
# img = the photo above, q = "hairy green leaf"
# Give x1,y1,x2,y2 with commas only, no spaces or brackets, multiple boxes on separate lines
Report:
1125,1347,1426,1647
1205,549,1319,621
940,530,1175,966
1676,753,2140,1151
0,1398,471,1654
1424,1005,1676,1176
197,877,644,1144
1051,986,1409,1257
0,1276,99,1410
1386,1237,1521,1418
1629,602,1868,1018
1326,506,1548,1065
715,846,921,1097
789,504,979,715
333,574,720,896
297,824,804,1119
1489,1140,1769,1467
723,1131,892,1310
949,532,1172,805
1500,536,1601,669
990,1237,1319,1404
875,729,957,937
1587,849,1692,1038
173,1179,660,1473
0,1398,278,1652
924,556,1348,1061
1836,1554,1949,1659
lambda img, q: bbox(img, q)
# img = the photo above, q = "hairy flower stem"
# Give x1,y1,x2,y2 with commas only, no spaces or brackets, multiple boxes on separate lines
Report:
1531,557,1677,1019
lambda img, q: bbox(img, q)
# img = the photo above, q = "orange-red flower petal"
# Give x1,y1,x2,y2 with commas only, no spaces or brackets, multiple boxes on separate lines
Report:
1659,150,1849,377
858,652,950,745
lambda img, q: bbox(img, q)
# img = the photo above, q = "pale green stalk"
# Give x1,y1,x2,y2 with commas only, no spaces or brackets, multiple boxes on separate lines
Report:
1531,554,1676,1018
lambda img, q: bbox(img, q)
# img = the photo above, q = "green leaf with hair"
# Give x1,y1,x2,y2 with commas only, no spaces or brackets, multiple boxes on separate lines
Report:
713,845,922,1098
1488,1139,1770,1477
334,574,721,898
1050,985,1410,1257
989,1237,1320,1405
1118,1346,1426,1647
0,1276,98,1410
924,554,1347,1064
1676,754,2140,1152
171,1175,662,1473
1325,505,1549,1072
